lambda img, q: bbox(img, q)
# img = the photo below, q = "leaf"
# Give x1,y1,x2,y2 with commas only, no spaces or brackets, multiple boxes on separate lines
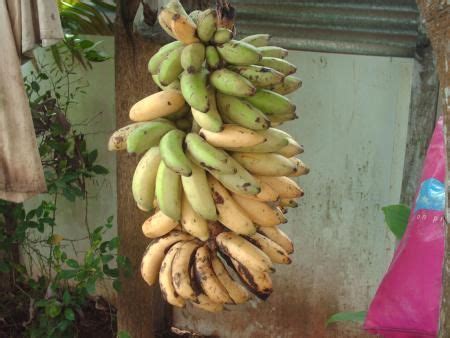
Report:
84,50,110,62
91,165,109,175
66,259,79,268
85,278,96,295
58,269,78,280
326,311,367,326
46,302,62,318
113,279,122,292
117,331,132,338
64,307,75,321
62,290,71,305
382,204,410,240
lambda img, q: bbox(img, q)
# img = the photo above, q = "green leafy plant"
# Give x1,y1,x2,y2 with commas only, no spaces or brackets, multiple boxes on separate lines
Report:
326,311,367,326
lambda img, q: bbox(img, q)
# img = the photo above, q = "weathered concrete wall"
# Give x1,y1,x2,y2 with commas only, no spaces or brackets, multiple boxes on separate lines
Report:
173,51,414,337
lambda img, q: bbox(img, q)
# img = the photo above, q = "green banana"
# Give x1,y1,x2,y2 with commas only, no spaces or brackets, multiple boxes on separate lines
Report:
206,46,221,70
216,40,262,65
166,104,189,121
191,88,223,132
181,163,218,221
131,147,161,211
267,75,302,95
159,129,192,176
245,89,296,115
228,65,284,88
148,41,183,75
259,57,296,75
181,43,205,73
126,120,174,154
180,71,209,112
189,9,201,24
241,34,270,47
159,46,184,85
225,128,289,153
212,28,233,44
216,93,270,130
152,74,181,91
166,0,194,24
175,117,192,131
155,161,182,221
185,133,236,174
210,69,256,97
269,112,298,125
197,8,217,42
258,46,288,59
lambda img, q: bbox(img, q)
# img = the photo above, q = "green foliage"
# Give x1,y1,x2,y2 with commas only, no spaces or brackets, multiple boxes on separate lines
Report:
382,204,410,240
326,311,367,326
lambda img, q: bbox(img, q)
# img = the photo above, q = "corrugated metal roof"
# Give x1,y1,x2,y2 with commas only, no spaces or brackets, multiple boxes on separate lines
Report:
233,0,420,57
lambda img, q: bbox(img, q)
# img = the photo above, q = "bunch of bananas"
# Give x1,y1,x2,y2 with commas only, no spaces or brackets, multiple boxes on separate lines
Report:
108,0,309,312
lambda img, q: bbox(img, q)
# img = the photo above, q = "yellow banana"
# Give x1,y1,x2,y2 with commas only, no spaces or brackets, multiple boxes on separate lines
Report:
155,161,182,221
232,152,296,176
216,40,262,65
148,41,184,75
181,43,205,73
132,147,160,211
258,46,288,59
205,45,221,70
159,129,192,176
108,122,146,151
234,180,280,202
191,87,223,132
171,240,201,300
141,210,178,238
207,176,256,235
140,231,193,286
158,8,177,38
268,112,298,125
191,293,224,312
212,28,233,44
210,68,256,97
199,124,265,148
241,34,270,47
228,65,284,88
180,71,209,112
197,8,217,42
289,157,310,177
232,193,287,226
195,245,232,304
171,13,199,44
268,75,302,95
258,226,294,254
279,198,298,208
257,176,303,199
225,128,289,153
159,242,186,307
277,137,304,157
246,232,291,264
129,90,185,122
259,57,296,75
126,120,174,154
245,89,296,116
181,193,210,241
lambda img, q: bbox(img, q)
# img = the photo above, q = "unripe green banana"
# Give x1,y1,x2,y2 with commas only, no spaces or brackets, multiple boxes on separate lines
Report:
228,65,284,88
148,41,183,75
225,128,289,153
155,161,182,221
166,0,194,24
159,46,184,85
175,117,192,131
181,43,205,73
241,34,270,47
206,46,221,70
185,133,236,174
126,120,175,154
160,129,192,176
180,71,209,112
197,8,217,42
189,9,201,24
210,69,256,97
259,57,296,75
216,93,270,130
245,89,296,115
191,88,223,132
132,147,160,212
212,28,233,44
267,75,302,95
258,46,288,59
152,74,181,91
216,40,262,65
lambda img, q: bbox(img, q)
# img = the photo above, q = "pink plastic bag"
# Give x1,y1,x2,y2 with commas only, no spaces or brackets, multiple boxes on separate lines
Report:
364,116,446,338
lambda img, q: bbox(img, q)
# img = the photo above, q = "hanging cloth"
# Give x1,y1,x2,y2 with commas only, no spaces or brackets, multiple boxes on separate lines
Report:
0,0,63,203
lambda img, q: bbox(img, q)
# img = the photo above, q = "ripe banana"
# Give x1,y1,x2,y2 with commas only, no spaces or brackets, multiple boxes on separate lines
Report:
245,89,296,116
207,176,256,235
170,13,199,44
277,137,304,157
141,231,193,286
216,93,270,130
228,65,284,88
159,241,186,307
257,176,303,199
234,180,280,202
197,8,217,42
108,122,146,151
155,161,182,220
171,240,201,300
158,8,177,38
210,68,256,97
159,129,192,176
129,90,185,122
158,46,184,85
126,120,174,154
185,133,235,174
246,232,291,264
215,232,272,272
199,124,265,148
132,147,161,211
148,41,184,75
205,45,221,70
258,226,294,254
279,198,298,208
232,152,296,176
211,254,249,304
289,157,310,177
258,46,288,59
241,34,270,47
166,0,193,23
195,245,232,304
268,75,302,95
142,210,178,238
225,128,289,153
181,162,218,221
181,193,210,241
212,28,233,44
216,40,262,65
259,57,296,75
191,87,223,132
180,71,209,113
232,193,287,227
268,112,298,125
191,293,224,312
181,43,205,73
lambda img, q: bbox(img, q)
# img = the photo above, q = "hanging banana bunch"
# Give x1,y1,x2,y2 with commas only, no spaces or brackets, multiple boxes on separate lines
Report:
108,0,308,312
